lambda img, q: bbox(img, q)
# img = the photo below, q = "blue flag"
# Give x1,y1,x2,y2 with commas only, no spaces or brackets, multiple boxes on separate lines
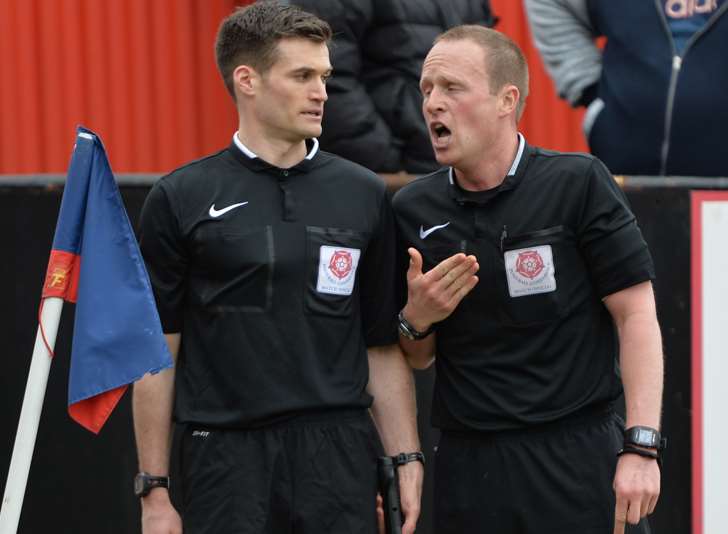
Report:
42,127,173,433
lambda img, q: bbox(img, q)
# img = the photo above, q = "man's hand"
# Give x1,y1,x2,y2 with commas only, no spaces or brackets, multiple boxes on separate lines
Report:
398,461,424,534
141,492,182,534
612,454,660,534
402,248,479,331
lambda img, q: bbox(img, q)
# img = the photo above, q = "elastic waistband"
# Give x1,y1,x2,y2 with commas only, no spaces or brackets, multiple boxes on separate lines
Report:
442,402,615,442
186,407,369,433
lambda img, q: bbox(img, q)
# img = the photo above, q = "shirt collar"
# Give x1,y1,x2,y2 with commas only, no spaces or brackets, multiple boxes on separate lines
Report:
447,133,530,205
447,132,525,185
232,132,319,161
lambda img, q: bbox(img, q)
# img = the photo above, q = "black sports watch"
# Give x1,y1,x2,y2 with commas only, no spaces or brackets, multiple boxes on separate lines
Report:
397,311,435,341
391,451,426,467
623,426,666,450
134,472,170,498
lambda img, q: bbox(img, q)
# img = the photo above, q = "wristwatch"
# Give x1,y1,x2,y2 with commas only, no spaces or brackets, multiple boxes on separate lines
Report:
391,451,426,467
623,426,666,450
397,310,435,341
134,472,170,498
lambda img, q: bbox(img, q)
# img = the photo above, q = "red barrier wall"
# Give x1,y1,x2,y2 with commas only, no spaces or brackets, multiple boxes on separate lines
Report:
490,0,588,154
0,0,587,174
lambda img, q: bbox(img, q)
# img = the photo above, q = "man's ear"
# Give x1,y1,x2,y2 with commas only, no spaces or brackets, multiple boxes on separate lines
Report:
233,65,257,97
498,84,519,118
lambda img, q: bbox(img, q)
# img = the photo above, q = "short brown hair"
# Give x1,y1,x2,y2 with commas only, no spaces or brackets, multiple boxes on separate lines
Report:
436,26,529,120
215,1,332,98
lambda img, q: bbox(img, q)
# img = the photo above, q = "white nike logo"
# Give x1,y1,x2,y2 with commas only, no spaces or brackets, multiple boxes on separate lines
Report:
419,221,450,240
209,202,248,218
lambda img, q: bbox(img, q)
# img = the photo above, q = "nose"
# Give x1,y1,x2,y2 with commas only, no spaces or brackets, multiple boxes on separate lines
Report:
312,79,328,102
423,87,443,116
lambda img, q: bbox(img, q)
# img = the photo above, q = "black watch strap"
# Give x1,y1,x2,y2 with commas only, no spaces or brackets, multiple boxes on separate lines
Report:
397,311,435,341
134,472,170,498
391,451,426,467
617,445,663,468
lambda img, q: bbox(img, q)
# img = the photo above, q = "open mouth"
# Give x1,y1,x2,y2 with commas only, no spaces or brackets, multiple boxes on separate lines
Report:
302,110,322,118
430,122,452,146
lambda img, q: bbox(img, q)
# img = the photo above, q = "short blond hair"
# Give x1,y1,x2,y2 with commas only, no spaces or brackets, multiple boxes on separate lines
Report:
436,25,529,120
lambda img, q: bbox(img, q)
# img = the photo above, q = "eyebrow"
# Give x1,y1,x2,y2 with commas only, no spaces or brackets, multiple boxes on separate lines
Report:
290,66,333,76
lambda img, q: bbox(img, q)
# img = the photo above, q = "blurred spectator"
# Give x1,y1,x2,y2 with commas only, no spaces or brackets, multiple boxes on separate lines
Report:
294,0,495,189
525,0,728,176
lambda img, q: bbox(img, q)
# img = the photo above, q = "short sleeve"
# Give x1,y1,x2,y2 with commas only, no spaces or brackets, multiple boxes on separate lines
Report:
358,191,399,347
577,159,655,298
137,179,188,332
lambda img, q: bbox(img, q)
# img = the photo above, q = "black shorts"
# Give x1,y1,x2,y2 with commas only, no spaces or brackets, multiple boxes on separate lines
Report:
434,405,652,534
180,409,380,534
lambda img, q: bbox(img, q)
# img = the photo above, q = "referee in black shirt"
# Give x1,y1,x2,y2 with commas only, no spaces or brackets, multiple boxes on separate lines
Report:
393,26,663,534
133,3,423,534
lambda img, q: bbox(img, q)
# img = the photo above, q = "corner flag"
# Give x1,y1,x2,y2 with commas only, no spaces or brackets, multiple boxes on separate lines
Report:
42,126,172,433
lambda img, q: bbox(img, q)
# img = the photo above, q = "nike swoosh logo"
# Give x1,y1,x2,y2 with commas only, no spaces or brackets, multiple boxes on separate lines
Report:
419,221,450,240
209,202,248,218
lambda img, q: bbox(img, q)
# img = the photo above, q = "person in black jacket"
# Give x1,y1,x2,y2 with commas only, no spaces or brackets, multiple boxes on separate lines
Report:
294,0,494,190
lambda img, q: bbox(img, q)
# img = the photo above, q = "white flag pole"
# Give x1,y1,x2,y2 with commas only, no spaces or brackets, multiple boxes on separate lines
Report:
0,297,64,534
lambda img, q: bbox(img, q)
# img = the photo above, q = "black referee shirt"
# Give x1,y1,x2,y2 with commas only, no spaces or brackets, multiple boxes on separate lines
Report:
392,141,655,431
138,138,398,428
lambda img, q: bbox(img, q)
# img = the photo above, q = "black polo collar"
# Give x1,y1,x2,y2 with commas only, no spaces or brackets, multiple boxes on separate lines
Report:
447,135,532,206
226,134,320,175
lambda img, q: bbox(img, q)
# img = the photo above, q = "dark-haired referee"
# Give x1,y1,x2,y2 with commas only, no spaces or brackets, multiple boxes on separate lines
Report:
133,3,423,534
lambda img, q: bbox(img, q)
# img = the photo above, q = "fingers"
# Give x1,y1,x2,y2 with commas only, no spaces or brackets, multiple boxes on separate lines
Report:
427,254,478,300
446,275,479,308
407,248,424,281
430,252,470,281
613,455,661,532
376,493,385,534
613,499,627,534
647,493,658,515
627,499,641,525
437,254,478,288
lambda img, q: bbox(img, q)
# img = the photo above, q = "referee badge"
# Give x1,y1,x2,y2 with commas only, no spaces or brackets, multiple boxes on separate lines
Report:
504,245,556,297
317,246,361,295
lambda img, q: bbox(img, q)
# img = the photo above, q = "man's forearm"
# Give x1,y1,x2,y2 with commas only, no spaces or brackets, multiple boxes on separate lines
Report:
605,282,664,429
367,343,424,533
133,333,179,475
618,311,663,429
367,344,420,453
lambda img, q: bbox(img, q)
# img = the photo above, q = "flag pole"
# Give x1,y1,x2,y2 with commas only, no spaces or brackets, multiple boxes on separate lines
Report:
0,297,64,534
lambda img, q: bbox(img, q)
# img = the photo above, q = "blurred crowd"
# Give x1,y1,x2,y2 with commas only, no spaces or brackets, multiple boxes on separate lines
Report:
302,0,727,183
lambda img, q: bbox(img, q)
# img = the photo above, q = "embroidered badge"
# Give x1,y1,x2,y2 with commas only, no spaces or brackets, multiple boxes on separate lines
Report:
504,245,556,297
317,246,361,295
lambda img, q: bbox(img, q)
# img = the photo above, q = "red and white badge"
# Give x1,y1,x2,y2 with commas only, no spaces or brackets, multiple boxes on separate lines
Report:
504,245,556,297
317,245,361,295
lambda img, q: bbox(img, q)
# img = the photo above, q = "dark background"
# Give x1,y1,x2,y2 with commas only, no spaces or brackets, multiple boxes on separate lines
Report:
0,184,696,533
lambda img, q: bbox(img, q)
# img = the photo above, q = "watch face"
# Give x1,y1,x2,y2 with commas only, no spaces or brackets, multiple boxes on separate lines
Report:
636,428,656,446
134,475,145,497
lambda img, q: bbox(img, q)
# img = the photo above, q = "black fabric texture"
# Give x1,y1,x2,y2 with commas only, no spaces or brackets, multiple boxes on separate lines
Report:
433,408,652,533
392,142,655,431
180,410,380,534
138,143,399,428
